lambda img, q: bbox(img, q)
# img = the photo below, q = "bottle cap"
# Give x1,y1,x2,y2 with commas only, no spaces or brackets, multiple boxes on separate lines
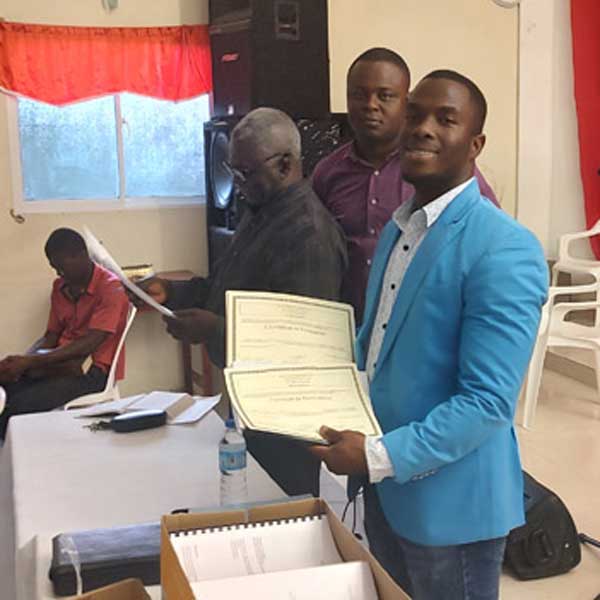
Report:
225,418,236,429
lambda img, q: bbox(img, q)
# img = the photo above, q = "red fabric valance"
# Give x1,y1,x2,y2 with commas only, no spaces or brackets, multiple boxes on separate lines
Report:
571,1,600,258
0,22,212,105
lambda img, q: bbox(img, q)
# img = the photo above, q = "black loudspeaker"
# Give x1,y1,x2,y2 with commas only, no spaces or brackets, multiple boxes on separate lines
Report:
209,0,330,118
203,118,242,275
203,113,352,274
204,118,242,231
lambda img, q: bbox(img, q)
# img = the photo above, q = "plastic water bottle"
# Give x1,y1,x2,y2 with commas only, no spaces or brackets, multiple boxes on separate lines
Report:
219,418,248,506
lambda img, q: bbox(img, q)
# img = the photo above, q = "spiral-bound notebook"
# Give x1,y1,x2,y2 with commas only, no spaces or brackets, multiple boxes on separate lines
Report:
170,515,342,583
170,515,378,599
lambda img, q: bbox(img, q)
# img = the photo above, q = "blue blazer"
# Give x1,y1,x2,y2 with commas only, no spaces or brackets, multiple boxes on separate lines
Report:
357,180,548,546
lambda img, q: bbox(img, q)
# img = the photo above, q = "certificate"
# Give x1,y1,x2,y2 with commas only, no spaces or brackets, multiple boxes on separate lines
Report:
224,364,382,443
225,291,355,367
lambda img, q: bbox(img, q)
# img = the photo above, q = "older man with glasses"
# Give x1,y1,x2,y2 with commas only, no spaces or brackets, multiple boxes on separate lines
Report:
141,107,348,497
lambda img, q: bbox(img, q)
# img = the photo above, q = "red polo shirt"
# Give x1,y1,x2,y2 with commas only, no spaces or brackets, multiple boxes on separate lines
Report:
46,264,129,380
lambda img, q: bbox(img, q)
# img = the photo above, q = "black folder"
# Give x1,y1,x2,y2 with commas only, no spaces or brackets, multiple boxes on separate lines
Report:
48,522,160,596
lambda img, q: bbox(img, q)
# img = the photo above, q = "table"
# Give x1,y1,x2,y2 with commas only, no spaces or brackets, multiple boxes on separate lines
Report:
0,407,285,600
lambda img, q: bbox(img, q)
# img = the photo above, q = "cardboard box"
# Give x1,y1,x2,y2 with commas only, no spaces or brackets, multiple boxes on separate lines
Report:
74,578,150,600
161,497,410,599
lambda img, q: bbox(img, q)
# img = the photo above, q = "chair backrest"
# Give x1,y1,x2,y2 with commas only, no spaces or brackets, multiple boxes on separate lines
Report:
558,218,600,262
101,303,137,393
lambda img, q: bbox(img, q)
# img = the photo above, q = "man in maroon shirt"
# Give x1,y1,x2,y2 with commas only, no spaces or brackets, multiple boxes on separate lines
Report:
312,47,499,323
0,228,129,439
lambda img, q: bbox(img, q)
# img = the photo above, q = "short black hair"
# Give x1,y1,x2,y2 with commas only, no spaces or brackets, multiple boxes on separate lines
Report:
423,69,487,134
44,228,87,258
347,47,410,86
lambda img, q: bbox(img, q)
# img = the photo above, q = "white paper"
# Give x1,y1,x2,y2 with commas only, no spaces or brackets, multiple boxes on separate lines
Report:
225,290,355,368
170,515,341,583
168,396,221,425
75,395,145,417
132,391,194,419
83,226,175,318
190,561,378,600
225,364,382,443
75,392,220,425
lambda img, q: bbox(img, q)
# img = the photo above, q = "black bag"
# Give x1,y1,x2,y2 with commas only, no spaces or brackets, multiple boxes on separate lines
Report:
504,471,581,580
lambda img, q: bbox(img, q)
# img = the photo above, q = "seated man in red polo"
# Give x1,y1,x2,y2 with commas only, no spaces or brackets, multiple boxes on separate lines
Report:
0,228,129,439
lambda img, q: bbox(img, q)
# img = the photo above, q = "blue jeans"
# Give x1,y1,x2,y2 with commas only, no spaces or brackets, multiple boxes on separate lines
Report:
363,485,506,600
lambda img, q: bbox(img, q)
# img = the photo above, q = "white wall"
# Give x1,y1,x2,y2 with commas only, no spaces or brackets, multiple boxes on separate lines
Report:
518,0,588,258
550,0,588,258
0,0,210,396
328,0,519,215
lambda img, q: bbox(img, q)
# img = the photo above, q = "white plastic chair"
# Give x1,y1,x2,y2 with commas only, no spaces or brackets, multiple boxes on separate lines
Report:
551,219,600,292
522,282,600,429
63,304,137,410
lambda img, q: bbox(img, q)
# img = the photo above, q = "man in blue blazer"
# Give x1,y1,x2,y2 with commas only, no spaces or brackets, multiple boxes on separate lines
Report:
312,70,548,599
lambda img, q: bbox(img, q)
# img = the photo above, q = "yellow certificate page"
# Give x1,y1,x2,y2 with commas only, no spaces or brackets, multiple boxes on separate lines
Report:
224,364,382,443
225,291,355,367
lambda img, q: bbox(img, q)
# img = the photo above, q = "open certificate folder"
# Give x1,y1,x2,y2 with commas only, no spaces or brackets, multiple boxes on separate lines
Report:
224,291,382,444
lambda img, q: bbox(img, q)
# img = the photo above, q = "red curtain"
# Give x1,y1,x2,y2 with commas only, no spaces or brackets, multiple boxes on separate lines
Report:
571,1,600,257
0,22,212,105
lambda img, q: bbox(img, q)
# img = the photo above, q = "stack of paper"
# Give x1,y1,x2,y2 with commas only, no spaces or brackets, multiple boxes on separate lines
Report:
170,515,378,600
191,562,378,600
76,391,220,425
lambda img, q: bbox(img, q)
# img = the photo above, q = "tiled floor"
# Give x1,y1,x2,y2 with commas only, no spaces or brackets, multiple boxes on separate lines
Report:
320,368,600,599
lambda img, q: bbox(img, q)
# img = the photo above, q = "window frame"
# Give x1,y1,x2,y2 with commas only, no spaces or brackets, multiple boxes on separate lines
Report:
6,94,207,214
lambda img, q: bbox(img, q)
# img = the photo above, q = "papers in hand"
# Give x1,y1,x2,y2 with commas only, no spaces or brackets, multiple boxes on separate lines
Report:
224,291,381,443
225,364,381,444
76,391,220,425
82,226,175,318
226,290,355,367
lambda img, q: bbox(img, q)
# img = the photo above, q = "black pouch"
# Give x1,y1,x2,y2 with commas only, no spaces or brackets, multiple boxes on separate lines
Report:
111,409,167,432
504,471,581,580
48,522,160,596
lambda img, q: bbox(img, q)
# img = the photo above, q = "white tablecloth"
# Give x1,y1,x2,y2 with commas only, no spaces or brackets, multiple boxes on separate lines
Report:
0,408,285,600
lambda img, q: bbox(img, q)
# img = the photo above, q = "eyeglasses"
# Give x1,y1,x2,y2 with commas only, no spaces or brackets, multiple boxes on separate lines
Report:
222,152,286,185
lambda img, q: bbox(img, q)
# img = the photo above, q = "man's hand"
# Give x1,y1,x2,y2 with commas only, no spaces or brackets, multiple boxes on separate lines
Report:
309,426,368,476
0,355,33,383
163,309,219,344
131,277,170,307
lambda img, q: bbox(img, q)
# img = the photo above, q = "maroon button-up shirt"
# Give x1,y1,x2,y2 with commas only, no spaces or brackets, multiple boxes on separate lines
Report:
312,141,500,323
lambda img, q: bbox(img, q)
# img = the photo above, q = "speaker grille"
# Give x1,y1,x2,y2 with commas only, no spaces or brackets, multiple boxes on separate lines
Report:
210,131,234,210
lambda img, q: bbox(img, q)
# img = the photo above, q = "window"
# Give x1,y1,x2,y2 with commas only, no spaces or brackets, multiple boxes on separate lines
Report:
8,93,210,212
